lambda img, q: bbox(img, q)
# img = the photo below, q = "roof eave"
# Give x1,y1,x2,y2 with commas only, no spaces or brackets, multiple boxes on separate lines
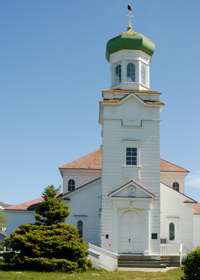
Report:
59,167,101,171
161,170,190,174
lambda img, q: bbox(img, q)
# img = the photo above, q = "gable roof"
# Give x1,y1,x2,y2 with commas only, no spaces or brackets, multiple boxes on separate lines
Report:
60,150,102,170
102,89,161,96
60,149,189,173
5,198,43,211
5,190,62,212
160,159,189,173
108,180,155,198
101,93,165,108
193,203,200,215
6,179,100,211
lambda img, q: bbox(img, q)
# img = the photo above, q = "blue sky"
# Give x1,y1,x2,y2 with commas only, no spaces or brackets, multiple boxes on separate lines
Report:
1,1,200,204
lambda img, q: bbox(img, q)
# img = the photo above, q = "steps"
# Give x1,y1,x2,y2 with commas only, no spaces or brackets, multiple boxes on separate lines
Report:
118,255,180,268
160,256,180,267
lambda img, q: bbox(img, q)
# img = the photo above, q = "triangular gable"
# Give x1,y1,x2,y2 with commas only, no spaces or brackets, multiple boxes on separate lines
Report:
102,93,145,107
108,180,155,199
119,93,145,106
160,182,196,203
101,93,164,108
61,177,101,200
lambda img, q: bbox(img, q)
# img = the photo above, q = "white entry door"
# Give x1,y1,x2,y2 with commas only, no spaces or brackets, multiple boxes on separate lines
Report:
119,210,146,254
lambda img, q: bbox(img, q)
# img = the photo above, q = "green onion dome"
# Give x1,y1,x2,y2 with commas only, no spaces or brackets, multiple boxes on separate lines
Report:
106,26,155,61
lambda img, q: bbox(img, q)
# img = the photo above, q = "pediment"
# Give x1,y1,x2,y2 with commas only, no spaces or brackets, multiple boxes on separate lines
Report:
108,180,154,199
121,93,144,105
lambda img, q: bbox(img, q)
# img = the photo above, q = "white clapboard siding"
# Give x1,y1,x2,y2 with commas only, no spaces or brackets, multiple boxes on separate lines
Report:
65,178,102,246
160,183,194,252
62,169,101,194
100,94,161,254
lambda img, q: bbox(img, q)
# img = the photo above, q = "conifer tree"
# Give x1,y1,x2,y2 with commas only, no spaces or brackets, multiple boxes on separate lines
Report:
3,185,91,272
35,185,69,225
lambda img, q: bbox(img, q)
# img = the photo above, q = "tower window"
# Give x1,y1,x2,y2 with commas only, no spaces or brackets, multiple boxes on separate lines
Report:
126,147,137,166
115,64,121,83
68,179,75,192
127,63,136,82
77,220,83,237
169,222,175,241
172,182,180,192
141,63,147,85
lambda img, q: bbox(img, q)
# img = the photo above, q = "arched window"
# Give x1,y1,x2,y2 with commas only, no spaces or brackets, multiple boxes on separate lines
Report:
127,63,135,82
173,182,180,192
169,222,175,241
115,64,121,83
68,179,75,192
77,220,83,237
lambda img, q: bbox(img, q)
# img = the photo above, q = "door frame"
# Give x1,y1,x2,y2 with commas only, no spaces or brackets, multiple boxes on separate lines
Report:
118,208,147,254
111,198,153,254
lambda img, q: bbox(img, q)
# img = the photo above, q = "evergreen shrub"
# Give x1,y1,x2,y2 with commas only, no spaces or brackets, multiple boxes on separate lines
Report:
182,247,200,280
3,186,91,272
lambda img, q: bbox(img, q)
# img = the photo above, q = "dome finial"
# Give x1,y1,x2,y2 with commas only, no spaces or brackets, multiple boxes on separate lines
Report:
127,4,134,31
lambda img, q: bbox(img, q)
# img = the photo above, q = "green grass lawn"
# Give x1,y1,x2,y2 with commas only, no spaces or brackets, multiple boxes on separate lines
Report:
0,269,183,280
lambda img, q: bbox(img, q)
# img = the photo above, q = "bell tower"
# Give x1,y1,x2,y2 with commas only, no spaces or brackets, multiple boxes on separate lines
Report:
106,7,155,91
99,5,164,256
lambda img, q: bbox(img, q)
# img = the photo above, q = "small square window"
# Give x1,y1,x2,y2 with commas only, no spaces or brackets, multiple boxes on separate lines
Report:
152,233,158,240
126,147,137,166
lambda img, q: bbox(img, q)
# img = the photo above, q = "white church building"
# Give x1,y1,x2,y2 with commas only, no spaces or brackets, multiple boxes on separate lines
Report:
5,11,200,269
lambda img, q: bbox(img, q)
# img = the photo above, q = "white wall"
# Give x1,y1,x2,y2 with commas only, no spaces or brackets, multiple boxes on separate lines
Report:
62,169,100,194
193,215,200,248
65,178,101,245
6,179,102,246
160,183,194,253
100,94,161,254
160,172,187,194
5,210,35,235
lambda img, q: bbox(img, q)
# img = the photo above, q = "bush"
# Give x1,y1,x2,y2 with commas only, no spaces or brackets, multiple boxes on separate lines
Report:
24,257,79,272
4,223,91,272
4,257,78,272
182,247,200,280
3,185,91,272
35,186,69,226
